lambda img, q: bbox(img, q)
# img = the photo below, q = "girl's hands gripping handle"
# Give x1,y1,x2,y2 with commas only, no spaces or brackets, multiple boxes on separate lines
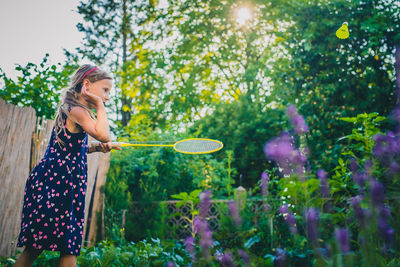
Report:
90,142,122,153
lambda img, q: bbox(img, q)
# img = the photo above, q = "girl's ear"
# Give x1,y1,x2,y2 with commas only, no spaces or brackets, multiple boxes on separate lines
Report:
83,79,90,90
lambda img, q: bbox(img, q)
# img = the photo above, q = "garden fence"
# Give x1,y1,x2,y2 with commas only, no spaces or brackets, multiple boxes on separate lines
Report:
129,196,269,240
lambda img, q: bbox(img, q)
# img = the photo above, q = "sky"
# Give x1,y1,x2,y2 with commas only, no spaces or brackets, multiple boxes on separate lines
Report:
0,0,122,137
0,0,84,79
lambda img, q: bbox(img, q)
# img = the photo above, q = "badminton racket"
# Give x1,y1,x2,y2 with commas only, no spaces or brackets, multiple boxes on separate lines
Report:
103,138,223,154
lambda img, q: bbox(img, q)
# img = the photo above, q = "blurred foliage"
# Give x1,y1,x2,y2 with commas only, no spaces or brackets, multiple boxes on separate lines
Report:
0,234,190,267
189,99,289,187
269,0,400,173
108,0,399,187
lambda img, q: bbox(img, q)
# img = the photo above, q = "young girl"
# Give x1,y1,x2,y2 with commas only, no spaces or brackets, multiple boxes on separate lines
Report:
14,64,121,267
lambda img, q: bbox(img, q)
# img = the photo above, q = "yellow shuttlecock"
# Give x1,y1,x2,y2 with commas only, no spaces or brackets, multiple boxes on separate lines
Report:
336,22,349,39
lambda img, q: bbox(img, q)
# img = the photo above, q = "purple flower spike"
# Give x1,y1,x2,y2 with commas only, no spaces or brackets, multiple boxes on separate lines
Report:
306,208,319,246
279,205,297,234
238,249,251,265
350,196,365,228
353,172,367,189
193,216,214,261
317,169,330,198
193,216,202,234
370,180,385,207
261,172,269,196
378,205,394,250
349,158,359,173
228,201,242,226
335,228,350,254
167,262,174,267
199,190,211,218
275,248,287,267
264,132,306,175
185,236,195,255
378,218,394,250
286,105,309,135
279,205,289,214
220,252,235,267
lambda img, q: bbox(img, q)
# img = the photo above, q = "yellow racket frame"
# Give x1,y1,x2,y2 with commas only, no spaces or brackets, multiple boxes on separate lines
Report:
109,138,224,154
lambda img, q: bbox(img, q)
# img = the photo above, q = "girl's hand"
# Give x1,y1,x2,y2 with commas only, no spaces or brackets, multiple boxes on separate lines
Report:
96,142,122,153
81,84,103,107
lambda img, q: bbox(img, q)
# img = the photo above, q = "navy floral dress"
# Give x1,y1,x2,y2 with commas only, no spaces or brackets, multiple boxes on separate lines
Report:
17,110,89,256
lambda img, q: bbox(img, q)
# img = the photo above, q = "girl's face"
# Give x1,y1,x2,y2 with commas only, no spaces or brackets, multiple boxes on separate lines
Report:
84,78,113,106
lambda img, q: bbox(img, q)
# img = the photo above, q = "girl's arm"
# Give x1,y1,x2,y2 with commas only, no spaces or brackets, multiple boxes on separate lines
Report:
69,101,111,142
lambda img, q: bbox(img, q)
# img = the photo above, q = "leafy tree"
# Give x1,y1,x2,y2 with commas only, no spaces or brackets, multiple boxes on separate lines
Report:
76,0,158,127
0,53,78,120
267,0,400,171
118,0,281,136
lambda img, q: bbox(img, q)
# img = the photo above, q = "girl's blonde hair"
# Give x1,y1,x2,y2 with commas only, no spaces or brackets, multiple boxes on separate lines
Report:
54,64,113,147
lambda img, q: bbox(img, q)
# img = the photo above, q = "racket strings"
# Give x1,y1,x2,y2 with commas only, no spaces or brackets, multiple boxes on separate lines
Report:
174,139,223,153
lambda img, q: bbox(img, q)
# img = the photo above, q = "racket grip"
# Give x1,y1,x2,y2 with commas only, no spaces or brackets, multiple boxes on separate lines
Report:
90,141,123,150
111,142,123,149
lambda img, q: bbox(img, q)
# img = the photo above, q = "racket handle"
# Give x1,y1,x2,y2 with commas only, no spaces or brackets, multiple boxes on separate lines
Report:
111,142,123,149
90,141,124,150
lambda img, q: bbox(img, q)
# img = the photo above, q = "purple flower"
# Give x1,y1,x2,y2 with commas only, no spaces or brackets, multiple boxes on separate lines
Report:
275,248,287,267
199,190,211,218
238,249,251,265
185,236,195,255
264,132,306,175
352,172,368,189
349,158,359,173
378,205,394,250
306,208,319,246
287,105,309,135
373,132,400,165
317,169,330,198
389,161,400,175
193,216,213,260
335,228,350,254
261,172,269,196
228,201,242,226
167,262,174,267
193,216,202,234
370,179,385,207
391,107,400,124
279,205,297,234
220,252,235,267
262,204,271,212
378,218,394,250
350,196,366,228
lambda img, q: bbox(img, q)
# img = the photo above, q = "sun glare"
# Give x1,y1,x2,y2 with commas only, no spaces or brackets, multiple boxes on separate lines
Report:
236,7,252,26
